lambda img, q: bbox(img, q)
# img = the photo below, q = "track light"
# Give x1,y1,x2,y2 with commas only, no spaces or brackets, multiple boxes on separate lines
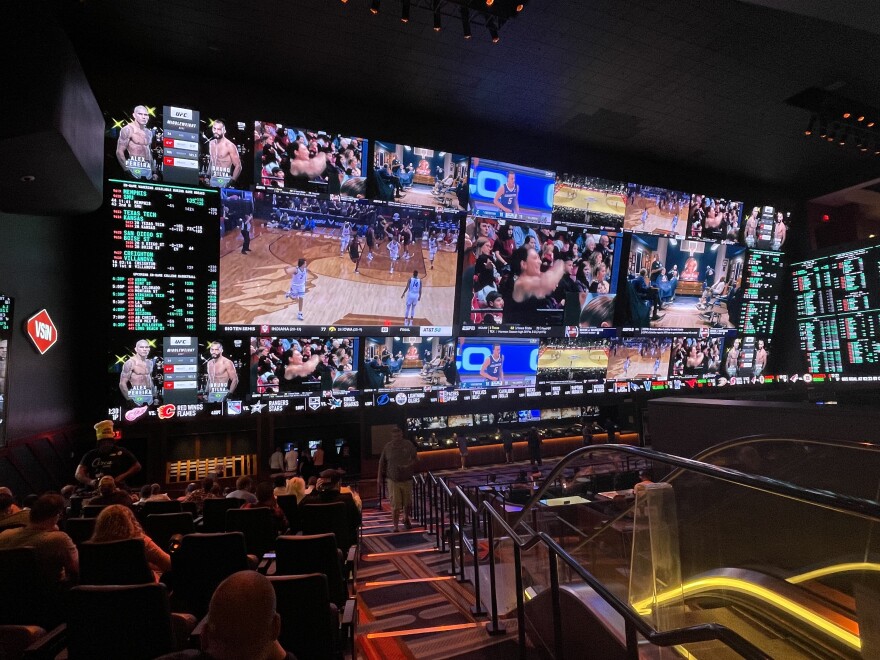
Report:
516,3,525,10
370,0,380,14
486,0,494,5
401,0,409,22
461,6,471,38
839,130,848,146
433,5,441,31
804,115,816,136
843,112,852,119
489,20,499,43
818,117,828,139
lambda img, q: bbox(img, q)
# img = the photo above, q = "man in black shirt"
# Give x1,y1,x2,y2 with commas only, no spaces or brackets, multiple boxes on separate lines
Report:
75,420,141,489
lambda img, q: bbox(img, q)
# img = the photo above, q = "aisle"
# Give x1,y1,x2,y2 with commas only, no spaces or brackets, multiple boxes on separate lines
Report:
354,503,522,660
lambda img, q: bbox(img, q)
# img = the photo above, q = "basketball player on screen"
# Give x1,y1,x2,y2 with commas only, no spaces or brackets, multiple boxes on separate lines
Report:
340,220,352,256
493,171,520,215
388,235,400,274
479,344,505,387
208,120,242,185
284,258,308,321
401,270,422,327
428,230,439,270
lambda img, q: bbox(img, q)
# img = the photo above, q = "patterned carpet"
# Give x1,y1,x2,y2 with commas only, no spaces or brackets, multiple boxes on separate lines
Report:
355,504,520,660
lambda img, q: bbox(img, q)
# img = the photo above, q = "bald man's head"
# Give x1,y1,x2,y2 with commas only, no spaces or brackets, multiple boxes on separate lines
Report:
203,571,283,660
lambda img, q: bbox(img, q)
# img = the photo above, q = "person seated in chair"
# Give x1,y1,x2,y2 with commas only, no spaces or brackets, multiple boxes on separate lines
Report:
632,268,664,321
299,469,362,543
245,481,287,534
155,570,296,660
88,475,135,508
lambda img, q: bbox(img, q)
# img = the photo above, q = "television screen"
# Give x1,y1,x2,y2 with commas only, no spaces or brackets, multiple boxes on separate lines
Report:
686,195,743,244
537,336,613,385
793,241,880,377
250,336,358,398
606,333,674,381
447,414,473,427
372,141,468,211
253,121,367,198
218,191,460,334
738,249,785,337
0,295,11,447
624,184,689,237
469,158,554,224
517,410,541,422
669,329,731,378
459,218,623,335
362,336,456,391
624,235,746,329
742,206,790,252
109,335,251,424
455,337,540,389
553,174,627,230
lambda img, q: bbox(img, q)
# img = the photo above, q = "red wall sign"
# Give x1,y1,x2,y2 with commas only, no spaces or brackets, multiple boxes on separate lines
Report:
26,309,58,355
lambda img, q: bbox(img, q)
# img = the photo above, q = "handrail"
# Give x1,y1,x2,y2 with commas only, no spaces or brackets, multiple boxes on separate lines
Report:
692,434,880,463
509,444,880,528
538,532,771,659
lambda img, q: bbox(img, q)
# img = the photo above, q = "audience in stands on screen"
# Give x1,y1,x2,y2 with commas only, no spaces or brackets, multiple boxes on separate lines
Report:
0,493,79,584
245,481,287,533
87,476,135,508
89,504,171,580
227,476,258,504
155,570,296,660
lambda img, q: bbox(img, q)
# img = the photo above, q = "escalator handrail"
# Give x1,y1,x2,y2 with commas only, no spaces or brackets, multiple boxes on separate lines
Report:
538,531,772,660
509,444,880,527
690,433,880,465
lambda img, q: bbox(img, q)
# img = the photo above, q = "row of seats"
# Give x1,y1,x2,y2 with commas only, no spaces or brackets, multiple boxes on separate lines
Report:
2,497,360,659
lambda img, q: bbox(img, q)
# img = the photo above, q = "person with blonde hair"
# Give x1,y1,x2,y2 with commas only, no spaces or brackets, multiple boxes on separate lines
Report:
89,504,171,580
284,476,307,504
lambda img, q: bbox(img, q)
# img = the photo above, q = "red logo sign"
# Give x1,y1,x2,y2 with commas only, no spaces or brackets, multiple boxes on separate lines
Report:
26,309,58,355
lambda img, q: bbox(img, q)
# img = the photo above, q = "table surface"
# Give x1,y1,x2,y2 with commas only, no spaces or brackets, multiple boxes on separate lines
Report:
539,496,591,506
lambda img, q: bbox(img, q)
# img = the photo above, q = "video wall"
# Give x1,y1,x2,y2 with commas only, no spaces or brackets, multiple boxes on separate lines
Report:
0,296,11,446
102,101,791,425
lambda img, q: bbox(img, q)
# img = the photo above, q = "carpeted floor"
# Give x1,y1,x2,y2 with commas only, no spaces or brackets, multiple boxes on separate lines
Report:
355,504,522,660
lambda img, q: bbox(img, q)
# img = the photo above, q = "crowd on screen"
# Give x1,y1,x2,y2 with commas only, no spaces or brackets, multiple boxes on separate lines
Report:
255,122,366,197
688,195,742,243
671,336,723,377
250,337,357,395
462,217,617,327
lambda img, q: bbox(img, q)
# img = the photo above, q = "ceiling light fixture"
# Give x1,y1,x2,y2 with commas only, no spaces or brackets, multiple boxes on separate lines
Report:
804,115,816,136
461,6,471,38
370,0,380,14
489,19,499,43
433,1,442,31
401,0,410,22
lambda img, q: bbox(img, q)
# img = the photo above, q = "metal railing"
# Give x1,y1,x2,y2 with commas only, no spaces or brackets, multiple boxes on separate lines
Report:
409,443,880,659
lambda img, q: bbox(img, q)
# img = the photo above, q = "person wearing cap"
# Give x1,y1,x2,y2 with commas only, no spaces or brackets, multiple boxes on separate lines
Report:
75,420,142,489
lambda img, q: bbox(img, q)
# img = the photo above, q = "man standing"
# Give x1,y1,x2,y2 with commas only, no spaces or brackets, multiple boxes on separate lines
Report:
208,120,243,187
206,342,239,399
115,105,156,179
119,339,156,404
527,426,542,468
378,424,418,532
269,446,284,472
75,420,142,488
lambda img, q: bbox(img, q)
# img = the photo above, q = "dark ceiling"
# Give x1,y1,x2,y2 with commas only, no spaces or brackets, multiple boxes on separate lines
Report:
52,0,880,195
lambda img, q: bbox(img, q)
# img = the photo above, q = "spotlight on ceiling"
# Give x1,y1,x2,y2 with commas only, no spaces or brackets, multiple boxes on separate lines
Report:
433,3,442,31
486,0,494,5
461,6,471,38
401,0,410,22
489,20,500,43
804,115,816,136
370,0,380,14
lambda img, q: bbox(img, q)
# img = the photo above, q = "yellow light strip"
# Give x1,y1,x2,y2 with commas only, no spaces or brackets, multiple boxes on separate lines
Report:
787,562,880,585
365,622,484,639
631,576,860,650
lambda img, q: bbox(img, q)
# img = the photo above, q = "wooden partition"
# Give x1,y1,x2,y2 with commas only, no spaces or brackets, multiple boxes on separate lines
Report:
165,453,258,484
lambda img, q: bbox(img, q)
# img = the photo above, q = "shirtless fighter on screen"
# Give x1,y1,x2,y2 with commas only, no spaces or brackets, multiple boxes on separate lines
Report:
115,105,156,179
206,342,239,398
119,339,156,404
208,120,243,186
